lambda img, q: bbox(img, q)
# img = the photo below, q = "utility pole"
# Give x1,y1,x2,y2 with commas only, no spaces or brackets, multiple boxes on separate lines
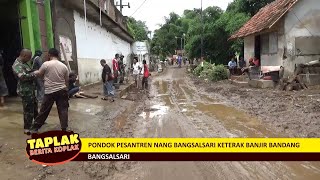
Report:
116,0,130,13
200,0,203,60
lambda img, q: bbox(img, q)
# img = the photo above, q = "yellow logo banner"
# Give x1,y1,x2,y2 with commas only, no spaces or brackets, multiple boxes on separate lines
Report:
80,138,320,153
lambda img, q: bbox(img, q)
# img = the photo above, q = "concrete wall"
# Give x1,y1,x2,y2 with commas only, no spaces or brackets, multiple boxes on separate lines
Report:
74,11,131,85
283,0,320,76
53,0,79,73
244,36,255,65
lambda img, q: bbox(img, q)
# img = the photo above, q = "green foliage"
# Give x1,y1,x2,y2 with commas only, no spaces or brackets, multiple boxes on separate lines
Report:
209,65,229,82
151,0,273,64
150,13,183,56
193,62,228,82
193,64,203,76
227,0,275,16
127,17,149,41
215,12,250,53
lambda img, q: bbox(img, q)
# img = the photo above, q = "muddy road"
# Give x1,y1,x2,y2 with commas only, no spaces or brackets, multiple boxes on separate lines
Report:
0,66,320,180
118,67,320,180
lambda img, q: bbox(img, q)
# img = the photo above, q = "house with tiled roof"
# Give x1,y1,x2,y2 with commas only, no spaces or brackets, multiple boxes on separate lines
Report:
230,0,320,77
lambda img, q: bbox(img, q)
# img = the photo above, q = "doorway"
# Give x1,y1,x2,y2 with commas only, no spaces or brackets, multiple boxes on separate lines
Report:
0,0,22,96
254,35,261,60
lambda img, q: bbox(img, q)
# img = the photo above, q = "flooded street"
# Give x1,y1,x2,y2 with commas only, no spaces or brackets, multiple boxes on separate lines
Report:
0,66,320,180
120,67,320,180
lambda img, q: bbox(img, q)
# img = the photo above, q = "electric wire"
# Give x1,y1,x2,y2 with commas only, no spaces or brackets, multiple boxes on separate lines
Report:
293,11,314,36
130,0,148,16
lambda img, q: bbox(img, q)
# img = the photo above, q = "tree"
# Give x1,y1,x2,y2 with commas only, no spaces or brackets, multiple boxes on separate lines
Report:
216,12,250,53
151,13,185,56
227,0,275,16
127,17,149,41
151,0,271,65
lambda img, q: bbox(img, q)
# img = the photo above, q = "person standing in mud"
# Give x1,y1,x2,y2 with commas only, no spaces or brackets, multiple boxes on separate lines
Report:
32,50,45,103
112,54,120,84
142,60,150,96
0,50,8,108
132,57,140,88
100,59,115,102
31,48,69,133
177,54,182,68
118,55,125,84
12,49,38,135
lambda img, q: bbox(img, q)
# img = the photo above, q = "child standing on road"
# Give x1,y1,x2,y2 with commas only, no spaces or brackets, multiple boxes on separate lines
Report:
142,60,150,96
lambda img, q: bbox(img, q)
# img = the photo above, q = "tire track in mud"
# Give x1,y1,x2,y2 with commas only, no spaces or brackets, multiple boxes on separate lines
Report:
118,67,320,180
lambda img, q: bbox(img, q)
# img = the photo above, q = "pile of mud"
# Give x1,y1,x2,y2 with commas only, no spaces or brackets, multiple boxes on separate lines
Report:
192,77,320,138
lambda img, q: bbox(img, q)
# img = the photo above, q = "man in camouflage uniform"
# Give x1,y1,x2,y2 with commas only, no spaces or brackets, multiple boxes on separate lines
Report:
12,49,38,135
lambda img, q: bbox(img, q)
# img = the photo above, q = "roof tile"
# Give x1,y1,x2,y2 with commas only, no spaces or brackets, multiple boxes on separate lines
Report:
230,0,299,39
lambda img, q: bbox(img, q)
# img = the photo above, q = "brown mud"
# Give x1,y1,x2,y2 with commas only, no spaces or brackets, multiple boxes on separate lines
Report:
0,66,319,180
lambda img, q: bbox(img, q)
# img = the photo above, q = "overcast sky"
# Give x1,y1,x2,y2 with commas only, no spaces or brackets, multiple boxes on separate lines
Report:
120,0,234,32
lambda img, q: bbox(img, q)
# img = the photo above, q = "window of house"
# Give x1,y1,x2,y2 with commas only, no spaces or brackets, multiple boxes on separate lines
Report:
261,32,278,54
269,32,278,54
261,34,269,54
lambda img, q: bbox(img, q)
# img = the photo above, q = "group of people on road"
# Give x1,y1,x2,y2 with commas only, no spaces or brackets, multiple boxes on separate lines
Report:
100,54,150,101
131,57,150,92
12,48,70,135
169,54,188,67
1,50,151,135
100,53,126,102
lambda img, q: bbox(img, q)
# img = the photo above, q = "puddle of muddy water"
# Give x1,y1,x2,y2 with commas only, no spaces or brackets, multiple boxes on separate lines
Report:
139,104,169,120
159,80,169,94
69,102,105,116
153,80,174,107
191,102,279,137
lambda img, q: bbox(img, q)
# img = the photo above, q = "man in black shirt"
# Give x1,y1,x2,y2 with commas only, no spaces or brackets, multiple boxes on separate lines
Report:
100,59,115,102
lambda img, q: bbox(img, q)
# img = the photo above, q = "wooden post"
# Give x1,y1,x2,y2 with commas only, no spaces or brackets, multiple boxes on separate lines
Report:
60,43,71,72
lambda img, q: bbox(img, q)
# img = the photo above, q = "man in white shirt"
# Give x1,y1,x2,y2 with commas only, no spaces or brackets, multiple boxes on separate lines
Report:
132,57,141,88
31,48,69,133
228,58,237,75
